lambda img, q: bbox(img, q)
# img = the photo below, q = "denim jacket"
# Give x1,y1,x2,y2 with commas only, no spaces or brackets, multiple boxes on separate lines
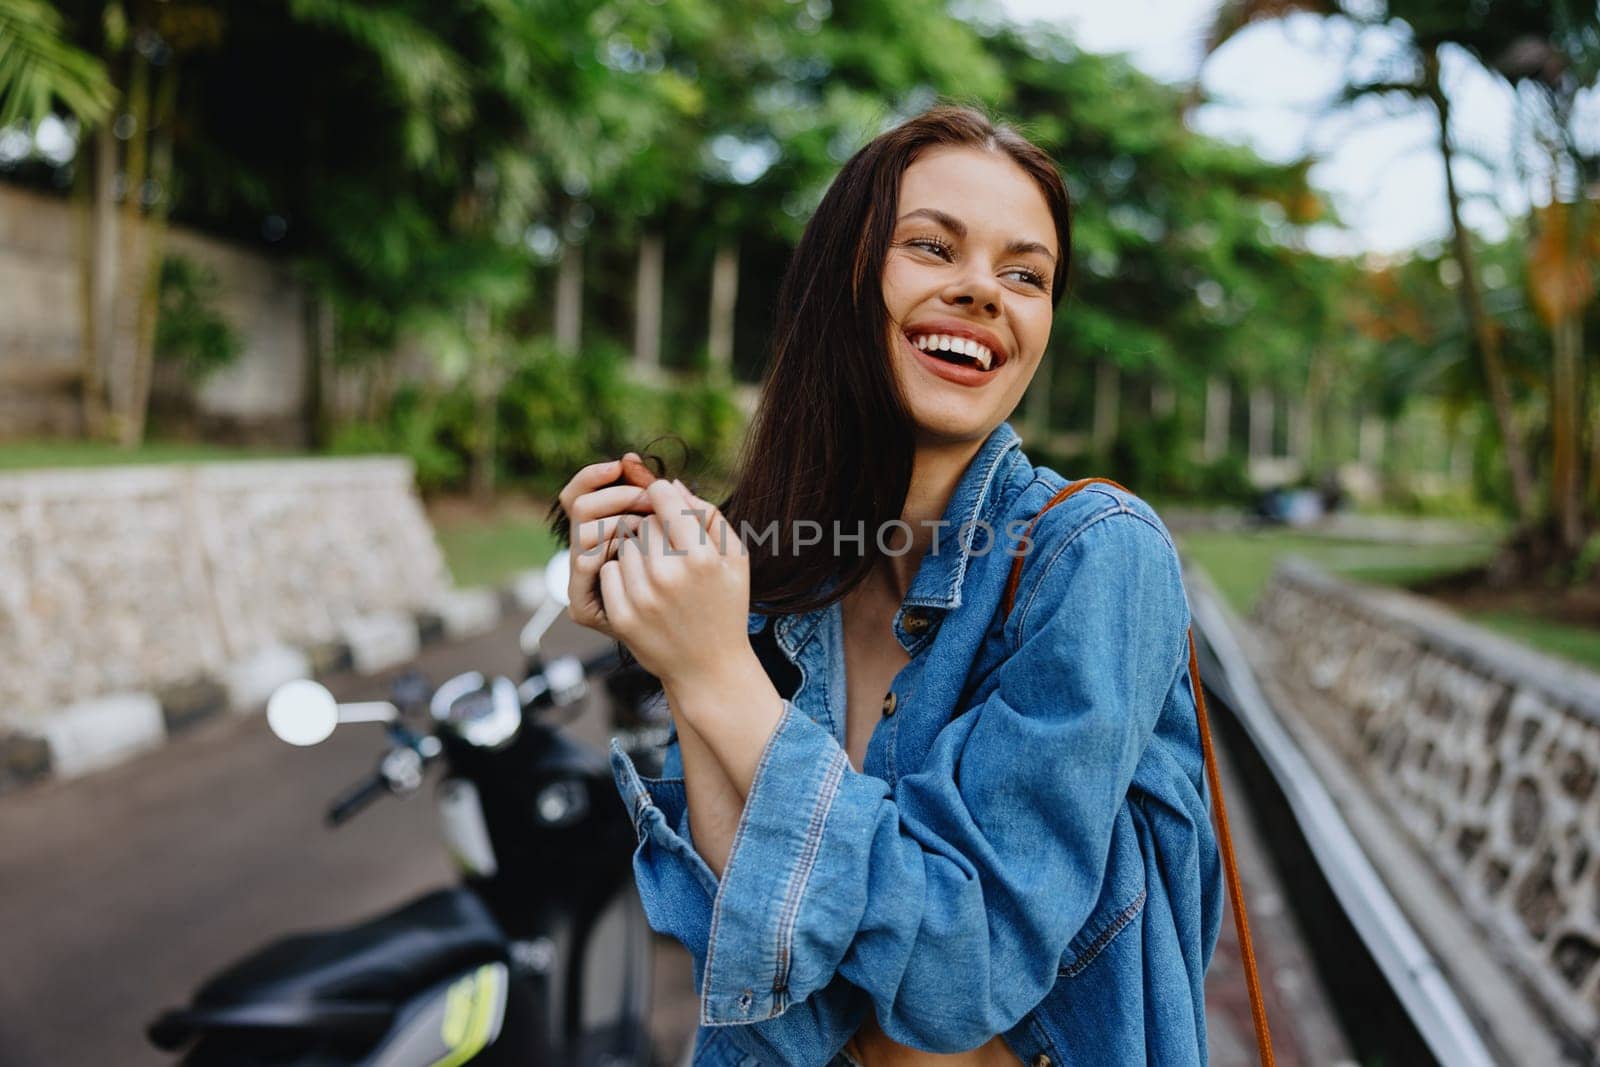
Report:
609,420,1223,1066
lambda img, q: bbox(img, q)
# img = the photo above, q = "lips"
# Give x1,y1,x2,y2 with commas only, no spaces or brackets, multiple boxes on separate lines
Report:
900,332,999,388
902,320,1009,370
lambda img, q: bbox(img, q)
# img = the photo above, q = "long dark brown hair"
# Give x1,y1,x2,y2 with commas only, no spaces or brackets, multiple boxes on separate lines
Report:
724,101,1073,618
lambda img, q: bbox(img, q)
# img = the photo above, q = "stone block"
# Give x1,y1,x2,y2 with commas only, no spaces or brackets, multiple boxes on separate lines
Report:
41,692,165,778
224,643,311,713
0,729,51,795
510,568,552,612
156,676,229,734
430,587,501,641
339,611,420,675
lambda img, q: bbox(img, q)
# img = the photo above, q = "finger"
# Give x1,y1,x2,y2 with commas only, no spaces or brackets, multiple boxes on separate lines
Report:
615,517,655,602
619,452,657,489
574,500,653,554
645,478,714,558
598,558,634,629
596,512,646,562
570,483,655,526
683,487,739,556
558,459,623,512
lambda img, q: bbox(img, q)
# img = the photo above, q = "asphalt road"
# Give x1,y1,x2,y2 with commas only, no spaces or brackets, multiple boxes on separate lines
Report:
0,612,697,1067
0,608,1340,1067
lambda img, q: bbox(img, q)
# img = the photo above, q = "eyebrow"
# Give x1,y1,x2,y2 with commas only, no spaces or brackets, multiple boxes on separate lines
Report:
896,207,1057,264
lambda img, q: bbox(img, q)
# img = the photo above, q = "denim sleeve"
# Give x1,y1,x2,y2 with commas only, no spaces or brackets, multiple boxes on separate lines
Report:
611,728,872,1065
613,509,1190,1055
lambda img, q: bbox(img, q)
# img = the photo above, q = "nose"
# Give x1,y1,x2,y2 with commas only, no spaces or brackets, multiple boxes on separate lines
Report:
940,261,1002,315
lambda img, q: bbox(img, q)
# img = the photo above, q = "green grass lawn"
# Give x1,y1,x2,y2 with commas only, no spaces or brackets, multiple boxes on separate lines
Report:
1176,526,1600,673
430,501,564,590
0,439,306,471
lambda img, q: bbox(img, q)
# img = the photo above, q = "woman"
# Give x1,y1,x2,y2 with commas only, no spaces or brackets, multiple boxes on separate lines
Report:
557,103,1223,1066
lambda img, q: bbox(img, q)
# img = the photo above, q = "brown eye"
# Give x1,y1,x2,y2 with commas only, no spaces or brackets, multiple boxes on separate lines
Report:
907,236,953,258
1006,267,1047,289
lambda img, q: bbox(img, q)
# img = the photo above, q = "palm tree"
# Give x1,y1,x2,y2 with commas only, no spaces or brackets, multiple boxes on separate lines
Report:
1201,1,1541,519
1204,0,1600,561
0,0,114,129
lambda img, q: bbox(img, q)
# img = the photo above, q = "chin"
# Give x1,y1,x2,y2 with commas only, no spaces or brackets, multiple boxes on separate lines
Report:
905,401,1004,446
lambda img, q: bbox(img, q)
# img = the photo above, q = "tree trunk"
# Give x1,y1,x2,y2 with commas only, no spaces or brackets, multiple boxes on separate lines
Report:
467,301,496,504
707,239,739,377
304,292,335,449
1151,380,1175,418
1359,412,1386,470
1450,420,1473,488
554,202,584,354
106,45,154,446
1289,393,1312,469
79,118,119,439
1551,313,1584,548
1092,360,1119,455
633,231,663,372
1589,384,1600,515
1424,47,1536,519
1248,385,1274,460
121,62,180,448
1204,375,1229,462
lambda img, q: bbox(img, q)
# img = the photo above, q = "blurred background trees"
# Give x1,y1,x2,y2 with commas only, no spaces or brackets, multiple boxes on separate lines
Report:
0,0,1595,580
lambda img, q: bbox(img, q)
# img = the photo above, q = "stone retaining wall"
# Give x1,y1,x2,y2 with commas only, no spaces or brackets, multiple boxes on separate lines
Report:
0,457,450,728
0,182,309,442
1255,560,1600,1043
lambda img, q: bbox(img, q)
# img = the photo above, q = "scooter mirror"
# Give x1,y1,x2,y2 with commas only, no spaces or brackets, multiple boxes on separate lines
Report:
266,679,340,746
519,553,572,657
544,551,571,608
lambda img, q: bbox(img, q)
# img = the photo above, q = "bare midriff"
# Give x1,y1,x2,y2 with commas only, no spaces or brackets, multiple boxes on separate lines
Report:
843,1012,1024,1066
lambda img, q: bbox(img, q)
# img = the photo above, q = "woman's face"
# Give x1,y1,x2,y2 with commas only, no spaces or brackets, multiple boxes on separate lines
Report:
881,144,1058,448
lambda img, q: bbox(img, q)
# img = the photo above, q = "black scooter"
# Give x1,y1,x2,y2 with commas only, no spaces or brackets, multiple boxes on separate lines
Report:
147,553,671,1066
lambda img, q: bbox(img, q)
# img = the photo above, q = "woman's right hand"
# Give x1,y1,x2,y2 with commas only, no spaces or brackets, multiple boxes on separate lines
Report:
556,453,657,638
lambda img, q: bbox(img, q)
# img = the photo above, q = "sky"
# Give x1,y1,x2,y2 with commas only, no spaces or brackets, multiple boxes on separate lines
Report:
994,0,1590,257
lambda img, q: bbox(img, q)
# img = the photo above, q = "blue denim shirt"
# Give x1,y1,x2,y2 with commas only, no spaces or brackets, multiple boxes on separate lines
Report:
610,420,1223,1066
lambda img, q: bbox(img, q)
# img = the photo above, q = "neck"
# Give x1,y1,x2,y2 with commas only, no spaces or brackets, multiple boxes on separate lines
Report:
875,435,985,602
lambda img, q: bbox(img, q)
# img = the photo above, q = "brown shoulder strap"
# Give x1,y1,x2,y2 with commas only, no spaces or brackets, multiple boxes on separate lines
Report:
1004,477,1275,1067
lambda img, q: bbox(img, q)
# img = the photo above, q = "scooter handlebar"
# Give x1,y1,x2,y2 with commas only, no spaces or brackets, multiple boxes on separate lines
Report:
326,771,389,826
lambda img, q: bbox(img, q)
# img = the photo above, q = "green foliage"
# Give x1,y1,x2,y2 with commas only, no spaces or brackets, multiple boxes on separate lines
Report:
0,0,115,129
331,339,746,496
497,339,745,494
327,384,470,493
154,255,243,382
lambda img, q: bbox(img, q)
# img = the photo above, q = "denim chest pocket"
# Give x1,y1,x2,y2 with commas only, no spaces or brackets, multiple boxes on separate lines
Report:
1056,800,1147,978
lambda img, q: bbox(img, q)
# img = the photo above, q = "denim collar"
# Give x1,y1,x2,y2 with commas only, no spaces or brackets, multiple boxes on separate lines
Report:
745,420,1025,651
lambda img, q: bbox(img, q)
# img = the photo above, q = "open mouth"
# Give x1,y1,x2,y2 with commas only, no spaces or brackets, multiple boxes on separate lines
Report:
905,332,1003,373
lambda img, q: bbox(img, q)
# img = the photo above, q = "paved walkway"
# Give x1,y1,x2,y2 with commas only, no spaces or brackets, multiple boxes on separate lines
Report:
0,612,1350,1066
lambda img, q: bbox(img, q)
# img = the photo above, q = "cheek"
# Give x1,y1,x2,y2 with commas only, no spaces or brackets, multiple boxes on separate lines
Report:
1018,306,1053,357
881,259,914,317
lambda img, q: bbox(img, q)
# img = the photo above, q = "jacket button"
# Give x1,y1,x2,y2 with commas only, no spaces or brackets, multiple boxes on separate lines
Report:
881,691,897,716
902,609,930,635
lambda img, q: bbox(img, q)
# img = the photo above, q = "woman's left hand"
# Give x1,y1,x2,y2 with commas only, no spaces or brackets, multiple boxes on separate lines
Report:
602,478,751,692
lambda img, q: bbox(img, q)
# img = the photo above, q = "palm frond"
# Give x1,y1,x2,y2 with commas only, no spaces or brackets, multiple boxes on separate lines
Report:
0,0,115,130
1204,0,1345,56
287,0,472,148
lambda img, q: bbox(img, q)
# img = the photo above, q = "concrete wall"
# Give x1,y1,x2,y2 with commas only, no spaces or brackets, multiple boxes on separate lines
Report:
0,457,450,727
1255,561,1600,1043
0,182,308,441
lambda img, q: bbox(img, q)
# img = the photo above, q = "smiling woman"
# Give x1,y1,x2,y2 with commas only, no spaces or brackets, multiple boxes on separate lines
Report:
555,103,1229,1067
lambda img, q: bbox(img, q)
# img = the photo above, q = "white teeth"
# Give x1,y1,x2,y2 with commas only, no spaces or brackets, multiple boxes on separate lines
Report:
908,332,995,371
